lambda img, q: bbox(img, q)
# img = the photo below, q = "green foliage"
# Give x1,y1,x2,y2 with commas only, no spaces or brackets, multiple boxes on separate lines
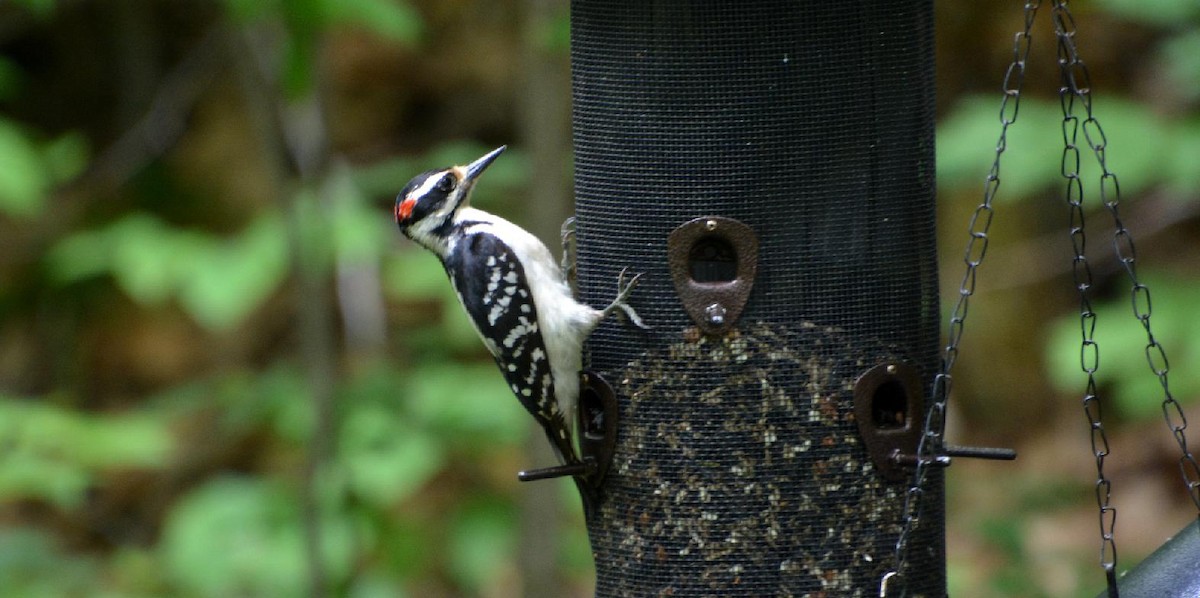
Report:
340,404,444,506
1095,0,1200,28
1162,30,1200,101
223,0,422,43
222,0,422,95
160,476,356,597
0,527,103,598
447,498,518,592
937,96,1200,200
328,0,424,43
47,212,290,331
1044,273,1200,419
0,399,173,508
0,120,87,218
0,2,575,597
405,363,530,449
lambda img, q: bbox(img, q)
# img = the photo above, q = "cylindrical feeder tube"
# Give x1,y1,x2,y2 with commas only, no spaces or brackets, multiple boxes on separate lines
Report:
572,1,944,595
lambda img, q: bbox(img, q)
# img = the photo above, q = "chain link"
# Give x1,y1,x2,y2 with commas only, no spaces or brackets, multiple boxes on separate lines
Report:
1051,5,1119,592
884,3,1041,595
1055,0,1200,515
886,4,1200,596
1054,0,1200,592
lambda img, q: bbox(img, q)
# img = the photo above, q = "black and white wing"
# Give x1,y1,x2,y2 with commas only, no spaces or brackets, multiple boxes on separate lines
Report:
443,230,575,463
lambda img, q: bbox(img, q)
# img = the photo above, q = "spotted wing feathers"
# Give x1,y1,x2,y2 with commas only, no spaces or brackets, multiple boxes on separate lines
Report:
444,231,576,464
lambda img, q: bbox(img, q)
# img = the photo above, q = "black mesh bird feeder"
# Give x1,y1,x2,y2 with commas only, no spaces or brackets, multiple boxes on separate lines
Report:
569,1,946,595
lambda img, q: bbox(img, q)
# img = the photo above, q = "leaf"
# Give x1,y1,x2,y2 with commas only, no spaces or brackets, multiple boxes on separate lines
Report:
1095,0,1200,27
405,363,528,449
108,215,188,305
1164,120,1200,195
40,132,89,184
447,499,517,592
47,211,291,332
382,250,450,300
0,527,100,596
340,405,444,506
1044,273,1200,419
160,476,355,596
346,573,411,598
938,96,1171,200
327,0,423,44
0,119,49,218
1162,30,1200,100
0,399,173,507
178,213,289,331
45,228,114,284
328,168,390,263
222,0,282,23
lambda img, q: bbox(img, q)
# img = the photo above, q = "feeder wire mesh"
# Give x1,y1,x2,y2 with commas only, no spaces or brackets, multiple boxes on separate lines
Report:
572,1,943,595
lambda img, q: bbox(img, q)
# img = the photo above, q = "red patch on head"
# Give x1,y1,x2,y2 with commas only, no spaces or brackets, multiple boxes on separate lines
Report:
396,196,417,222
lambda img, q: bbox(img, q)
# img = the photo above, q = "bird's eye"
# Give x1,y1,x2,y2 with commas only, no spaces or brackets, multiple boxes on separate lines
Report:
438,175,456,192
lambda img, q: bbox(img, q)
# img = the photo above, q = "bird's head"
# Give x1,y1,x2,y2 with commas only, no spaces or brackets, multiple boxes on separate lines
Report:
395,145,506,250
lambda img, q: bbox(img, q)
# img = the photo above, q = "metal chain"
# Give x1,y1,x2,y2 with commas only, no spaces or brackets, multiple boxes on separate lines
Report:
1053,0,1200,517
883,4,1041,595
1050,3,1119,594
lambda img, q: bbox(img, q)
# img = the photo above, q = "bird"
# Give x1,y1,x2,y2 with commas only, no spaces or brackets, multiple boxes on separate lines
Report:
394,145,645,477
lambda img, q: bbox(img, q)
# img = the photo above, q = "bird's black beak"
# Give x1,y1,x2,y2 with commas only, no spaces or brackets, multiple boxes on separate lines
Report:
463,145,506,183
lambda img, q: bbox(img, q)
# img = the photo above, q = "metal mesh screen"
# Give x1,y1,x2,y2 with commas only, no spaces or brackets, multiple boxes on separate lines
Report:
572,1,943,595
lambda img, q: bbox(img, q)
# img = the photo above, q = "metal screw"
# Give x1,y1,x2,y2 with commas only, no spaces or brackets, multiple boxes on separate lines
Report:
705,219,718,231
705,303,726,326
886,364,897,375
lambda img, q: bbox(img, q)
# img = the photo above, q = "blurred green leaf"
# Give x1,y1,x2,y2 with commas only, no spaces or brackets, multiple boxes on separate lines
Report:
1162,30,1200,100
0,119,49,218
406,363,528,449
161,476,354,597
0,399,173,507
47,211,290,332
179,212,289,330
1096,0,1200,27
448,499,517,593
938,96,1178,200
0,527,100,597
536,12,571,53
107,547,168,597
328,0,423,44
1045,273,1200,419
223,0,423,45
40,132,89,185
109,215,187,304
346,573,411,598
382,250,449,300
1164,120,1200,195
160,364,313,443
329,168,391,262
340,404,444,506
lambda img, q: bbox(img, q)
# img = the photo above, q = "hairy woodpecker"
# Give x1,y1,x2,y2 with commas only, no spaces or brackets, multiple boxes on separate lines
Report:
394,145,645,473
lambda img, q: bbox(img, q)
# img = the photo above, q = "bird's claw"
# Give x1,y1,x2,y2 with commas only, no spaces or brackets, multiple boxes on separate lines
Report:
613,267,649,330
